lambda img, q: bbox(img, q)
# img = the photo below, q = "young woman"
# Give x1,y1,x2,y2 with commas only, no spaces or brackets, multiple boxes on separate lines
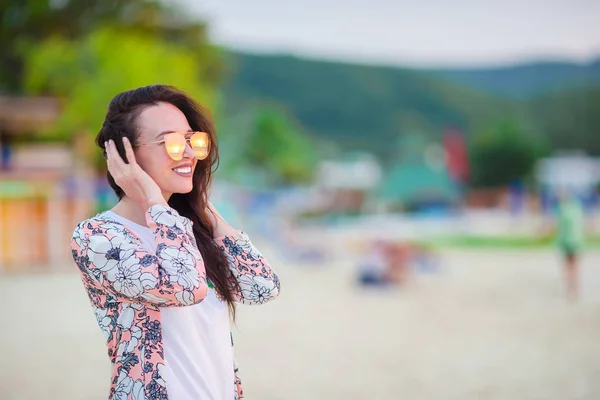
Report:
70,85,280,400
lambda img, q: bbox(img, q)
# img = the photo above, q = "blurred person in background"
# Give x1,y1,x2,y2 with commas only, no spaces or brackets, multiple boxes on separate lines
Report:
387,242,414,286
70,85,280,400
357,239,417,287
555,190,585,301
358,239,392,286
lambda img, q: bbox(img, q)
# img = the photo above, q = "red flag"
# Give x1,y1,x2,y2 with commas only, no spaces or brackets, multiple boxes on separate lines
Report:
443,128,469,184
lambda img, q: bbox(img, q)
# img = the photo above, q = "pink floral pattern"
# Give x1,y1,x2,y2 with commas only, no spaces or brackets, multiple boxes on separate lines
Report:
71,205,280,399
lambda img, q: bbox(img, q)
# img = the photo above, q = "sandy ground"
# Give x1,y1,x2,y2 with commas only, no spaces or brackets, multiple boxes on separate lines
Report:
2,245,600,400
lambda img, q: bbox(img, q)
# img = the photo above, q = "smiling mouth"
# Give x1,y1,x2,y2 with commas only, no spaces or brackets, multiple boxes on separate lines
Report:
172,165,193,176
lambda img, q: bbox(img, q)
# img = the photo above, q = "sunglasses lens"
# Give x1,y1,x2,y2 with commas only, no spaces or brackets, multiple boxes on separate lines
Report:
190,132,210,160
164,133,185,161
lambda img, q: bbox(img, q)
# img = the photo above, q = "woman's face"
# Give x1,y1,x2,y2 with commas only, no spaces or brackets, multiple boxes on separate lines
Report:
134,102,198,199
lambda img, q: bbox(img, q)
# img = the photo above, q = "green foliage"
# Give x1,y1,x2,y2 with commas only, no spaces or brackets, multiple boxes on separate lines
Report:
1,0,175,93
218,106,318,185
22,25,221,163
432,60,600,99
424,234,600,249
221,52,515,163
528,87,600,155
469,120,548,188
224,52,598,185
249,107,318,183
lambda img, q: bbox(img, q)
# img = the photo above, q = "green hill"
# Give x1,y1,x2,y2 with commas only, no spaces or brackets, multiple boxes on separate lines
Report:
432,59,600,98
220,51,600,160
221,52,510,161
527,86,600,155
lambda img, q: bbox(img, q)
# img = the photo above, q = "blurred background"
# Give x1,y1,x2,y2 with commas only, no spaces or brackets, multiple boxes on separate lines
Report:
1,0,600,399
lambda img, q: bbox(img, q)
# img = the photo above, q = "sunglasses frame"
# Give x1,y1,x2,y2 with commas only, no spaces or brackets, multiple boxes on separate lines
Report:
136,131,211,161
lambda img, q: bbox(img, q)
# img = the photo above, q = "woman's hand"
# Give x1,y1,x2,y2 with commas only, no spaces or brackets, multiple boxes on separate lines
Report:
105,137,167,210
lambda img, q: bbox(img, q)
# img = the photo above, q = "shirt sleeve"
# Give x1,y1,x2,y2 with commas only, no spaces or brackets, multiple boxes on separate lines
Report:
71,205,209,308
214,232,280,305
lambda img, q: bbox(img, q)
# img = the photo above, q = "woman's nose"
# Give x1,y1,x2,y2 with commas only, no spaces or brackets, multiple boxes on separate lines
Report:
182,140,196,159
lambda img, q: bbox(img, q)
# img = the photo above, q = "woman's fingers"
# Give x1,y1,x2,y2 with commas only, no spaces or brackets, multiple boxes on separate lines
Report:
122,137,138,166
104,140,115,167
105,140,125,175
103,137,166,208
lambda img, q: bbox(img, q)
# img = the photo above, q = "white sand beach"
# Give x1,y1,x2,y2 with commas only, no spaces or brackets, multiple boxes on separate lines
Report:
1,245,600,400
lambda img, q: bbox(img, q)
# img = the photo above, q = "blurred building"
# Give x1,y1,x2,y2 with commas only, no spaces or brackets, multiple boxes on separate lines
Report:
378,163,460,213
536,151,600,213
377,133,460,213
315,153,382,214
536,151,600,194
0,96,93,271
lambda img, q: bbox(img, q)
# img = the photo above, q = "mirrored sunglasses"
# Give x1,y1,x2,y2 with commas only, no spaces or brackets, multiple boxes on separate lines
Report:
139,131,211,161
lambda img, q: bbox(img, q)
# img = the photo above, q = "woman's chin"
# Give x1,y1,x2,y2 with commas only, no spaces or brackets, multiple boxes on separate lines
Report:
168,183,194,195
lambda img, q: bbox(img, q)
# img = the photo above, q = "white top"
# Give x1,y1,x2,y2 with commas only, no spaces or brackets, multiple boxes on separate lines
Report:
105,211,235,400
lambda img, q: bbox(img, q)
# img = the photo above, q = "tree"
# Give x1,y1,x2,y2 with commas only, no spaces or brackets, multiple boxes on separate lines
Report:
469,120,548,188
1,0,223,93
218,106,319,185
22,25,222,164
249,107,318,184
1,1,145,92
528,87,600,156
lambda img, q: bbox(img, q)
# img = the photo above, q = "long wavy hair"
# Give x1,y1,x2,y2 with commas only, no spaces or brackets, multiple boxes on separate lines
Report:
96,84,235,317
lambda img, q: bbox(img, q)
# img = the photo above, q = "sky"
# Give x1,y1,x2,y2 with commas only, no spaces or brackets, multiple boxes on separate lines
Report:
173,0,600,68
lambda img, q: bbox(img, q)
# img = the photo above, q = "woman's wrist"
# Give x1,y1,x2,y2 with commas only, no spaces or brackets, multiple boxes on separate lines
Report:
208,202,242,238
144,198,168,210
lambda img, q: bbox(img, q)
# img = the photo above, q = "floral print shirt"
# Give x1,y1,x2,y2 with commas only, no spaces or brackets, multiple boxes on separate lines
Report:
70,205,280,399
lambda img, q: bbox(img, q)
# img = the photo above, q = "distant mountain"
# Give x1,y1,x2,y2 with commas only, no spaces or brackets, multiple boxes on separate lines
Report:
432,59,600,98
221,52,509,161
528,85,600,155
220,51,600,159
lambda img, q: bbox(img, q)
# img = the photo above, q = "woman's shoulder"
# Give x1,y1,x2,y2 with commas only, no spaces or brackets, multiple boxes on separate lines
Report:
72,211,142,248
74,210,119,232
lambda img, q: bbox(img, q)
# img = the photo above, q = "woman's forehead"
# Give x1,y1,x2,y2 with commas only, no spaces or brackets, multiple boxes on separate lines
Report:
137,102,191,139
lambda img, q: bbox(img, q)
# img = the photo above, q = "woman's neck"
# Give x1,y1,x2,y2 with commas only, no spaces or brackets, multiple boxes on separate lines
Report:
110,197,156,227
